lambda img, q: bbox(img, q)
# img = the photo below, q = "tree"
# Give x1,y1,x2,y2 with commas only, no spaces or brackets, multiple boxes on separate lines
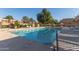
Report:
22,16,29,23
53,19,59,24
30,18,36,22
5,15,14,22
37,8,54,24
52,20,59,26
14,21,20,28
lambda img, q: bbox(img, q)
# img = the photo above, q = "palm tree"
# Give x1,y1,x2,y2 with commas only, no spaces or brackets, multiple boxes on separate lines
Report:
4,15,14,28
4,15,14,23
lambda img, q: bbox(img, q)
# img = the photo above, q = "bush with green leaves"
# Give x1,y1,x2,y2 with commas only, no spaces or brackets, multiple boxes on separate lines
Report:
14,21,20,28
2,25,8,28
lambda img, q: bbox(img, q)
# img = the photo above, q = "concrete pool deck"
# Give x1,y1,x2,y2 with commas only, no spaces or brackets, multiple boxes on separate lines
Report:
0,29,18,41
58,28,79,51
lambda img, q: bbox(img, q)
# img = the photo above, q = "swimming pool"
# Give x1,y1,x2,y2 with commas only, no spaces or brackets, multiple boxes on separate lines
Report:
13,28,57,45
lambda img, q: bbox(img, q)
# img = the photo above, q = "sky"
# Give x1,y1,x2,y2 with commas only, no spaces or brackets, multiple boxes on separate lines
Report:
0,8,79,21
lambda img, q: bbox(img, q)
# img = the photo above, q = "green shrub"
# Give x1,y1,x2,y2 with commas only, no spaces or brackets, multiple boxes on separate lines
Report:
14,21,20,28
2,25,8,28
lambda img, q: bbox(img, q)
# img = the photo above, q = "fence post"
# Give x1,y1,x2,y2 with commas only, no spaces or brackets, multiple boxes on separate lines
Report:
56,30,58,51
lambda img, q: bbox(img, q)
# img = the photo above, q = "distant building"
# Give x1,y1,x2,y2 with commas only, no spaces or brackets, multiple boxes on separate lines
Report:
60,15,79,27
0,17,16,28
21,19,40,27
60,18,75,27
0,17,40,28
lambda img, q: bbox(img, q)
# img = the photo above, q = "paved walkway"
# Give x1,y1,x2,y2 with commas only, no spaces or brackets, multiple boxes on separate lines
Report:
59,39,79,51
58,32,79,51
0,29,18,41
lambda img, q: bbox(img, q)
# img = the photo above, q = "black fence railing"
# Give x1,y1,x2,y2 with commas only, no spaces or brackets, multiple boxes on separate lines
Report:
56,30,58,51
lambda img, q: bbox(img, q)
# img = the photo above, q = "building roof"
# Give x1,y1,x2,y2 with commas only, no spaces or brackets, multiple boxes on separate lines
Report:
75,15,79,20
60,18,75,23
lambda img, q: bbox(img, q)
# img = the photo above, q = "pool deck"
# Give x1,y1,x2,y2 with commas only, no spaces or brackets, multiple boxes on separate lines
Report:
59,39,79,51
58,28,79,51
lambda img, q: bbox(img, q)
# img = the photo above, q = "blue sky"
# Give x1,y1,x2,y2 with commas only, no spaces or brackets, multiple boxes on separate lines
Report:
0,8,79,21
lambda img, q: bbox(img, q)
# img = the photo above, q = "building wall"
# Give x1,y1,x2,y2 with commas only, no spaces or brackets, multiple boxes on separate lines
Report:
60,17,79,27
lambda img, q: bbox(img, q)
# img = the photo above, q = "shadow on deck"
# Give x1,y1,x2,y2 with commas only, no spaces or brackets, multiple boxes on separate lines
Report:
0,36,56,51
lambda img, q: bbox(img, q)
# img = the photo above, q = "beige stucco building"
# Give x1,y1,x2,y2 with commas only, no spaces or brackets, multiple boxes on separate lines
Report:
0,17,16,28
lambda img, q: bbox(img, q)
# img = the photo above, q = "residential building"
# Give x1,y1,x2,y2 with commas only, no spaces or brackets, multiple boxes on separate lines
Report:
0,17,16,28
60,15,79,27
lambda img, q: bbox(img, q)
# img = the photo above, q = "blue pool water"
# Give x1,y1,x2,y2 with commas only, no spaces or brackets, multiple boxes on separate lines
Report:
13,28,57,45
